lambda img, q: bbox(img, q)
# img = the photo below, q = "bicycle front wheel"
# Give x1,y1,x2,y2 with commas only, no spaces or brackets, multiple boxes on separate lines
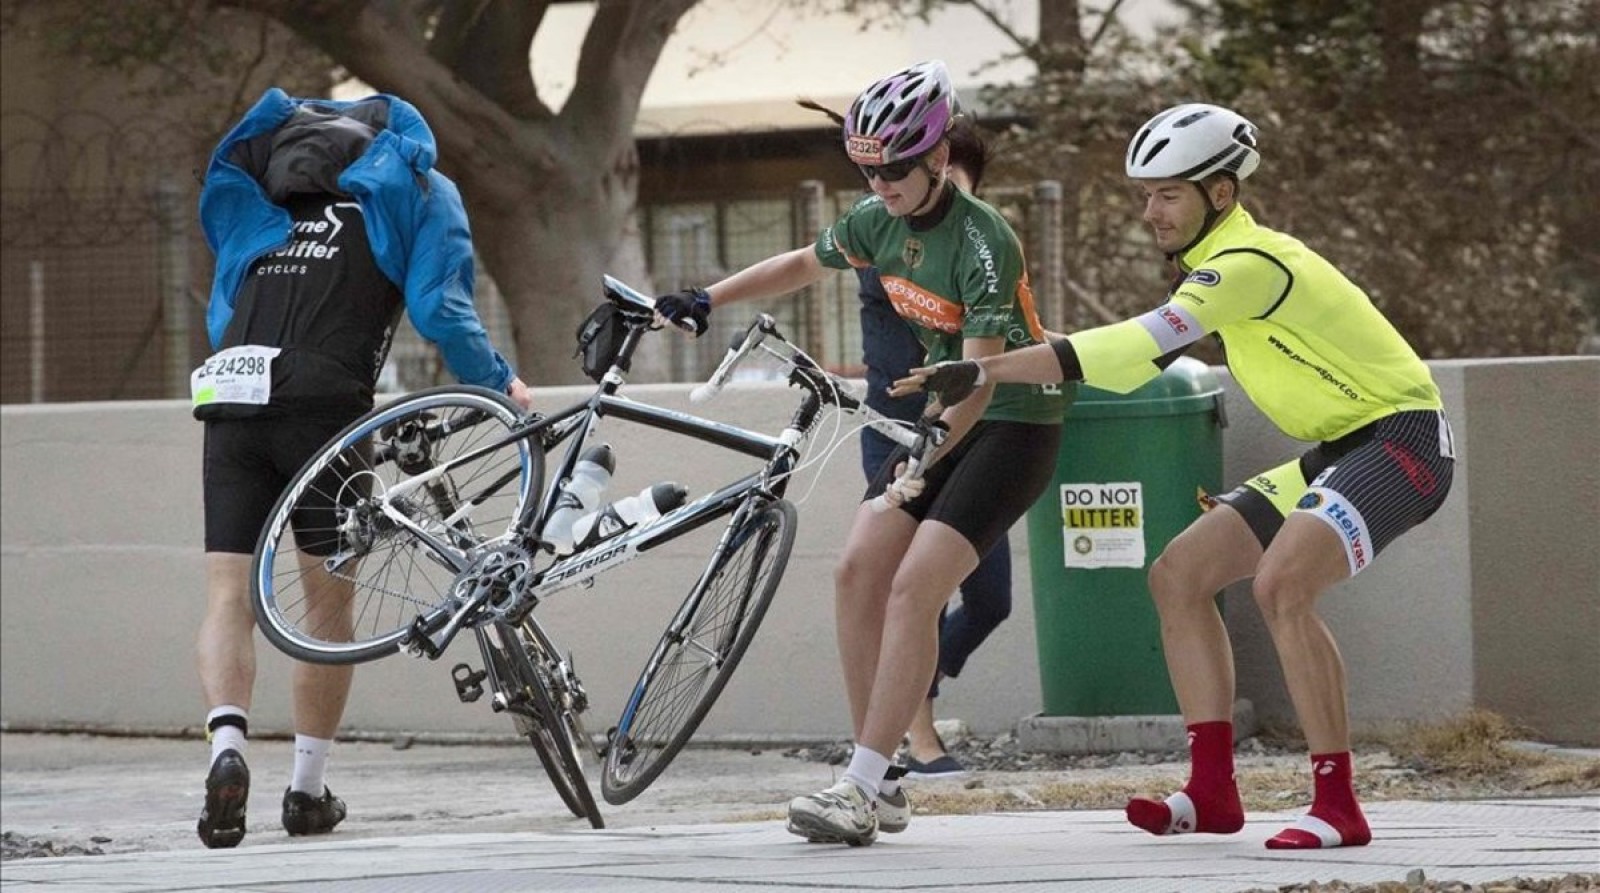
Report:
492,623,604,828
601,498,797,804
253,386,541,665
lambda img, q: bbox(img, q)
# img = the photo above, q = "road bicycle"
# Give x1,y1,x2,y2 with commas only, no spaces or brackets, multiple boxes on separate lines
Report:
249,276,946,829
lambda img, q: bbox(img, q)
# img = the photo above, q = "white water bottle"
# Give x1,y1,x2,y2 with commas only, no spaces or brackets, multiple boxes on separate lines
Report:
570,482,689,552
544,444,616,554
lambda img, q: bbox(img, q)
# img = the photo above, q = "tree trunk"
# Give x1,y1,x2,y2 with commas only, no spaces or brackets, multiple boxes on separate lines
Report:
462,166,630,386
232,0,698,385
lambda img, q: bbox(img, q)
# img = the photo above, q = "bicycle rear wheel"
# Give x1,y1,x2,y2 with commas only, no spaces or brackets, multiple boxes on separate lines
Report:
490,623,604,828
601,498,796,804
253,386,541,665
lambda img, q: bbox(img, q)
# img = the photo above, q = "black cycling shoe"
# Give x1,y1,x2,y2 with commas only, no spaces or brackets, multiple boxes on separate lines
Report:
197,749,250,849
281,787,347,836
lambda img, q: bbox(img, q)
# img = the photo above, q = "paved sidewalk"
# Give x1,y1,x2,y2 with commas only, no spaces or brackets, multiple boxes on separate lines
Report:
2,734,1595,892
3,798,1596,892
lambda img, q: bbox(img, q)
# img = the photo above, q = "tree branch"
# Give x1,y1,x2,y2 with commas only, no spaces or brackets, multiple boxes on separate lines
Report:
426,0,493,66
219,0,558,183
965,0,1038,61
1086,0,1129,51
566,0,698,149
441,0,548,118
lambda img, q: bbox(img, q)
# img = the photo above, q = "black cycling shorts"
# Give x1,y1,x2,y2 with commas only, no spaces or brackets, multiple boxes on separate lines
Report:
203,414,365,556
866,420,1061,557
1215,409,1455,575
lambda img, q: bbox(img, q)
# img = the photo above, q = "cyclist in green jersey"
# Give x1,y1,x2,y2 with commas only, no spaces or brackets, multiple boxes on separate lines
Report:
896,103,1455,851
655,61,1069,846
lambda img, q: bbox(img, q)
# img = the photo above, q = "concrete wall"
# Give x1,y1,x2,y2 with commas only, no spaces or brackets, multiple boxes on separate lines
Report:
3,358,1596,744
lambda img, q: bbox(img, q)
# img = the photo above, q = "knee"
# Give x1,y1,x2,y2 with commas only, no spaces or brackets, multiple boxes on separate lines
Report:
833,547,880,605
1250,568,1310,625
884,576,946,628
1147,550,1191,612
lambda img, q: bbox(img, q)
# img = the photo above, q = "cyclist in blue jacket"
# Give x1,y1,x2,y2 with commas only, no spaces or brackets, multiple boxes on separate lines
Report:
192,87,531,849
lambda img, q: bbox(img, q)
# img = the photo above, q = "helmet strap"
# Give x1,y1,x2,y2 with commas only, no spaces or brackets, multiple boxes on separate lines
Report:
907,158,948,217
1172,179,1229,260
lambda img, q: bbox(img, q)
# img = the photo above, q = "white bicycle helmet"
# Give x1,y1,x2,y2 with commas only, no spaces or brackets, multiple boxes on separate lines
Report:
844,60,959,165
1125,103,1260,181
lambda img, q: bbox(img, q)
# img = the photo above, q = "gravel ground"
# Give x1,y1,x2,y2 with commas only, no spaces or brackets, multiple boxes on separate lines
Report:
781,727,1599,893
3,729,1596,893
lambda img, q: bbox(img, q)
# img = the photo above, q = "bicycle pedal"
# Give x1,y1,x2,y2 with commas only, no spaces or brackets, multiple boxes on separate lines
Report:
451,663,486,703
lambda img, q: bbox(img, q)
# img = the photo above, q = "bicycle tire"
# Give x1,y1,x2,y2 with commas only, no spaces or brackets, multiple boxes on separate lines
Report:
601,498,797,804
253,386,541,665
494,622,604,828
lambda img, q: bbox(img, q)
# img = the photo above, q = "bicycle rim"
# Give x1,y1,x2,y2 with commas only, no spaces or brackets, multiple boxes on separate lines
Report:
253,386,540,664
498,623,604,828
601,498,796,804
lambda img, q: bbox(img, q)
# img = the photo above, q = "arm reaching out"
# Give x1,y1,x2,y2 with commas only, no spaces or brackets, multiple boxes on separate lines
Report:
892,338,1078,404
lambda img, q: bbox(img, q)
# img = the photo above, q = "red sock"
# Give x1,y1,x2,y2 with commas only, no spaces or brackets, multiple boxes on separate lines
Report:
1126,721,1244,836
1265,751,1371,849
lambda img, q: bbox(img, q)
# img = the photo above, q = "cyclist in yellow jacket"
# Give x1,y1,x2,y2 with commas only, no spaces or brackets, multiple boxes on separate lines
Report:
895,103,1455,851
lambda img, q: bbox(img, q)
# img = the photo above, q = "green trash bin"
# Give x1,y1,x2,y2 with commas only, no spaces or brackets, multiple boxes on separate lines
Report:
1026,356,1225,716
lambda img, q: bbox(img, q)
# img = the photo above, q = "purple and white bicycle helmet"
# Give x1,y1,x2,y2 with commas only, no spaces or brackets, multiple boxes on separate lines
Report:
844,60,959,166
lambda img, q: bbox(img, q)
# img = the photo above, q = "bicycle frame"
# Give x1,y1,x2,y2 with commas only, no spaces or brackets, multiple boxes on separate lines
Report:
391,278,900,660
252,273,951,822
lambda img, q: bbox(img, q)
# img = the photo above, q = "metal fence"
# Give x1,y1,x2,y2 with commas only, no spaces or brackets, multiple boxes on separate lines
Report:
1,174,1065,403
640,179,1066,384
0,180,201,403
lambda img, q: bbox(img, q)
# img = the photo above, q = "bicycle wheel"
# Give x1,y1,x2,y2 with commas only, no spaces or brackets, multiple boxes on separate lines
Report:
601,498,797,804
492,622,604,828
253,386,541,665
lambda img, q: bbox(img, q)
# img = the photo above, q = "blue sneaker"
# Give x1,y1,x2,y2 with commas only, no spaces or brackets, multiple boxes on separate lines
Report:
904,753,967,779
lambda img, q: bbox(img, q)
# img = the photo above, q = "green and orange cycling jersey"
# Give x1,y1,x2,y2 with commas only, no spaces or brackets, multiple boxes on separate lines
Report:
1068,205,1441,442
816,189,1071,425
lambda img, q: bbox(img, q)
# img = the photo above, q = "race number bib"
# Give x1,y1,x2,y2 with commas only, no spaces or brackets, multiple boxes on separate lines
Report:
191,345,281,408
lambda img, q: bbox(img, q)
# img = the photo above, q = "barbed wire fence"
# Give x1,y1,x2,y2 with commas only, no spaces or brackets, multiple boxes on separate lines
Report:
0,111,208,403
2,109,1075,403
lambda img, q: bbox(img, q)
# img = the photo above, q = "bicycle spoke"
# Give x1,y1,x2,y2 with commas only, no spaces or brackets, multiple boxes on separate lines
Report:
253,388,541,664
603,500,795,803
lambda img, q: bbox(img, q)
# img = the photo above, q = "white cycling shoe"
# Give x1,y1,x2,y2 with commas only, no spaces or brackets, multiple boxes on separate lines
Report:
877,785,910,834
786,780,879,847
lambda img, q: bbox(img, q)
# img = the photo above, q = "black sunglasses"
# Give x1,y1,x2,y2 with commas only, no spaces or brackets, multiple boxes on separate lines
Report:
857,157,921,183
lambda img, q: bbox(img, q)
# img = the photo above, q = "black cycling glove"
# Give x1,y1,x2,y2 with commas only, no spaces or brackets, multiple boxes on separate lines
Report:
655,287,712,336
922,360,986,407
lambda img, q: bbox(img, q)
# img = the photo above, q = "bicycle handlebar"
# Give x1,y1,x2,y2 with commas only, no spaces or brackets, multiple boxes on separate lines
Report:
690,315,773,404
675,305,946,513
868,416,948,513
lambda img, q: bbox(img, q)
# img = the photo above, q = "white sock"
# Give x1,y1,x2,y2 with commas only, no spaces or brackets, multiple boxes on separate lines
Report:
843,745,891,799
880,776,902,797
290,734,334,795
206,706,248,765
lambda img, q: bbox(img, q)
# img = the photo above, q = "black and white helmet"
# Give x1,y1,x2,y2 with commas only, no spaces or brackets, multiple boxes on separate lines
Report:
1125,103,1260,182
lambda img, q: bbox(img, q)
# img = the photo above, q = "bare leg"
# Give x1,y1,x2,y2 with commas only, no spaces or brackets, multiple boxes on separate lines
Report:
857,521,977,758
1253,512,1370,849
905,692,945,762
290,552,355,739
1127,507,1259,837
197,553,257,711
1251,514,1352,754
1146,506,1261,723
832,503,918,738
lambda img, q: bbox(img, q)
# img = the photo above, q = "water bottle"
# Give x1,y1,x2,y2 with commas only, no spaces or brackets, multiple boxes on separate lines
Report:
570,482,689,552
544,444,616,554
